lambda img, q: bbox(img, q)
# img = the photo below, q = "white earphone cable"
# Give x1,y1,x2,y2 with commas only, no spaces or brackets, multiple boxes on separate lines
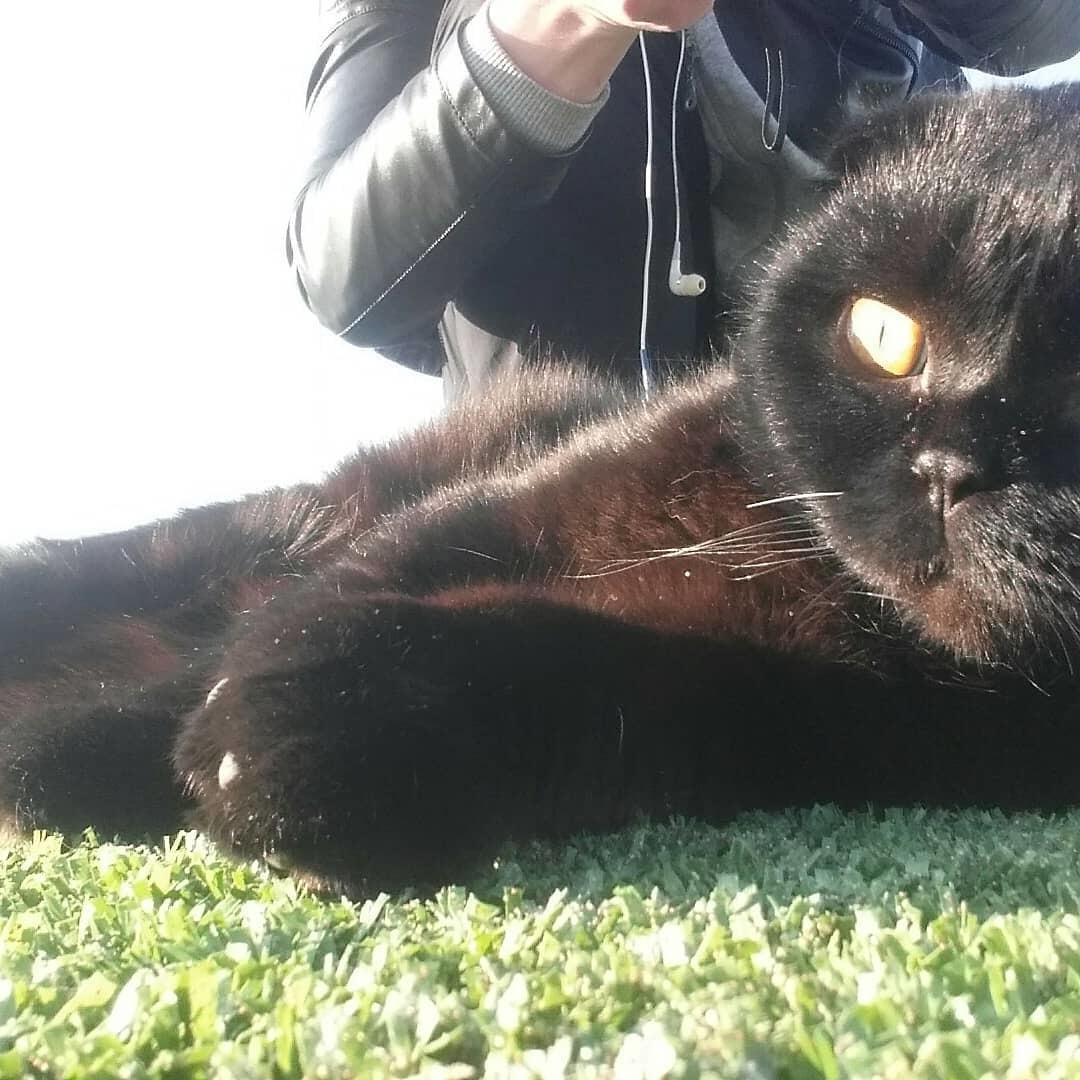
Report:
637,31,655,396
639,30,700,396
670,28,687,280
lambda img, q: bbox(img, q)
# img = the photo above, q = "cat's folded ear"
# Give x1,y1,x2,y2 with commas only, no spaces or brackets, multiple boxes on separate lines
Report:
824,95,940,181
825,85,1080,185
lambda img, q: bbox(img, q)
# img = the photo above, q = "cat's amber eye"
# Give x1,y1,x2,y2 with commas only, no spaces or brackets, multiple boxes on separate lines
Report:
844,298,926,378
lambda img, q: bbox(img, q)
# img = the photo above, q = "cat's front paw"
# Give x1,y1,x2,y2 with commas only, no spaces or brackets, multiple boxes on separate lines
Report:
174,592,493,892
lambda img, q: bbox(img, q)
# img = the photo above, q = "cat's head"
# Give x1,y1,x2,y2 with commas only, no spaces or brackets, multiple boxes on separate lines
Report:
738,86,1080,669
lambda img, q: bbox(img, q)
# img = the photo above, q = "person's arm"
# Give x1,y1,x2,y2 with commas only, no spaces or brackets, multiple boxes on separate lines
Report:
896,0,1080,74
286,2,579,353
287,0,709,356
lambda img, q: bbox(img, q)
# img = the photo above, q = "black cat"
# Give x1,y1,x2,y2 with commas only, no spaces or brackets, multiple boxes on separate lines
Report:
3,86,1080,893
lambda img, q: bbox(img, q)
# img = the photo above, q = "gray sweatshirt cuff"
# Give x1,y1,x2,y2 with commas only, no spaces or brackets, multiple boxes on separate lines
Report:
460,4,608,155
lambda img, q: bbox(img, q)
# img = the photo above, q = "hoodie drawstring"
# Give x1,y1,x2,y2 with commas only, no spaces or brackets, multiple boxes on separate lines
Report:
756,0,788,153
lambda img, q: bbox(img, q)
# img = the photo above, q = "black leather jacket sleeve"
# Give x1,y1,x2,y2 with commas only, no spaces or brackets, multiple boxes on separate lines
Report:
286,0,578,354
897,0,1080,73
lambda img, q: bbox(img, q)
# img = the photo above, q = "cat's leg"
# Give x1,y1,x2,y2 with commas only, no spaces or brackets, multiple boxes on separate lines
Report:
0,484,356,727
0,674,199,841
0,492,337,839
172,580,818,892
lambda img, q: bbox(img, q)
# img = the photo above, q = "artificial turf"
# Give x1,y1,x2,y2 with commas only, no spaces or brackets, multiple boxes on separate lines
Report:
2,807,1080,1077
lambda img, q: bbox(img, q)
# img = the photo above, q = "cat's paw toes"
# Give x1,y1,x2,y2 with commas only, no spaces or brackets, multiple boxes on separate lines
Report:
176,676,336,883
174,601,478,892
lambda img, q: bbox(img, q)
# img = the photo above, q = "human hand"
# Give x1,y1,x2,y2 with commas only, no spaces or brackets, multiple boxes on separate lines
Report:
488,0,713,102
569,0,714,33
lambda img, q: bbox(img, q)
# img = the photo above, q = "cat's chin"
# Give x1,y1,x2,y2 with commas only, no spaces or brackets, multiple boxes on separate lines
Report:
898,579,1004,664
890,574,1073,674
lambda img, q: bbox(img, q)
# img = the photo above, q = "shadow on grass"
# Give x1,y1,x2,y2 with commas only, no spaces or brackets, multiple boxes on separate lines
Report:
463,805,1080,917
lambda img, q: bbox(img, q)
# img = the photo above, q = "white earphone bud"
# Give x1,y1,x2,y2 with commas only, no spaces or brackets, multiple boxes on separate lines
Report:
668,242,706,297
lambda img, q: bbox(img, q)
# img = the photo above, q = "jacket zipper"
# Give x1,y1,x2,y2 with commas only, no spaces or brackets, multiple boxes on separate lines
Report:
852,14,921,95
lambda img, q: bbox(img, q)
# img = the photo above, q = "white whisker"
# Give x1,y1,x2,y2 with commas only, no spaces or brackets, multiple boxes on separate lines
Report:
563,506,831,581
746,491,845,509
730,554,829,579
445,546,506,563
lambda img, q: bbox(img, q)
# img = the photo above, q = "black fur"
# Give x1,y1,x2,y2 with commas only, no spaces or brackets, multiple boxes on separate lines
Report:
4,86,1080,893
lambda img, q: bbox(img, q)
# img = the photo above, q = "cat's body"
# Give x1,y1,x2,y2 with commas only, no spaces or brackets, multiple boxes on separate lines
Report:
4,86,1080,892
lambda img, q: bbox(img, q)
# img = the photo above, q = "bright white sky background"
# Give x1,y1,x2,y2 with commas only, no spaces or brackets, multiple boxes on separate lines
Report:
0,7,1077,547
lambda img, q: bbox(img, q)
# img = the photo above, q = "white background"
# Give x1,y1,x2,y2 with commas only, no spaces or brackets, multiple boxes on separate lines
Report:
0,3,442,546
0,7,1077,546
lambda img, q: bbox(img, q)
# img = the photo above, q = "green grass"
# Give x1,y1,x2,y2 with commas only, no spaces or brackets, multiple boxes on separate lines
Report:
3,808,1080,1077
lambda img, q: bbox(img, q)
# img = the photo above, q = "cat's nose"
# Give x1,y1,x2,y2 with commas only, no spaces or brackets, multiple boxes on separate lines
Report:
911,449,984,516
